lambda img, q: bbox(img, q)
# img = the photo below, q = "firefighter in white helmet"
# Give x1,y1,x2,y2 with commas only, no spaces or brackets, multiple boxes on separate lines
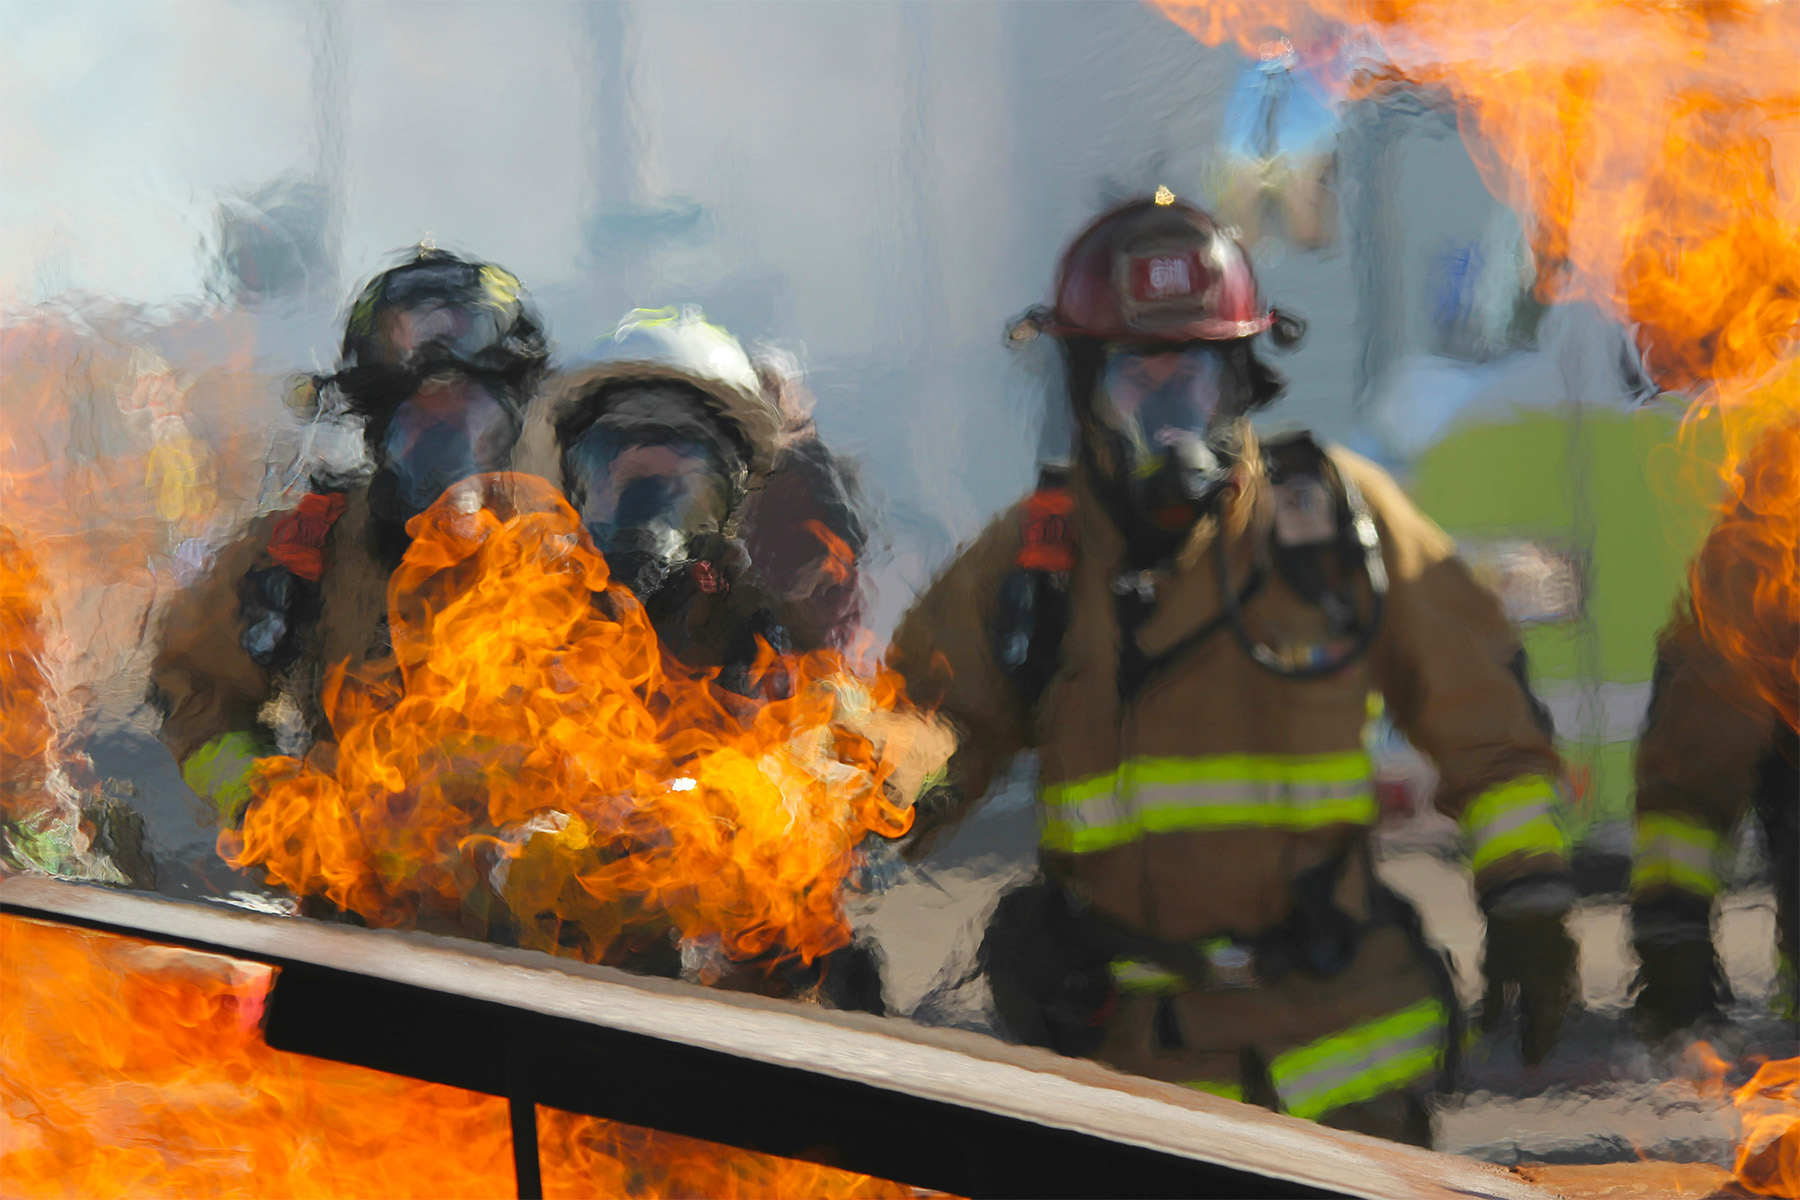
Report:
509,306,904,1008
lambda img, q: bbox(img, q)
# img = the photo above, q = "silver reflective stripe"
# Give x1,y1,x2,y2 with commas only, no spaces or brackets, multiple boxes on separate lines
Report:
1638,830,1720,874
1270,998,1449,1121
1464,797,1555,846
1041,753,1375,854
1630,814,1725,898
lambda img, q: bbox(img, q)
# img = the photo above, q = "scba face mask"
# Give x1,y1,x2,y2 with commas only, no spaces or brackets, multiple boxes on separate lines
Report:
561,413,738,600
1093,344,1241,531
370,377,521,528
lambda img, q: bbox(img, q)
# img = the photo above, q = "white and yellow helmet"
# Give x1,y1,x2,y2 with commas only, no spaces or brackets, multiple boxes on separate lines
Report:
516,306,783,490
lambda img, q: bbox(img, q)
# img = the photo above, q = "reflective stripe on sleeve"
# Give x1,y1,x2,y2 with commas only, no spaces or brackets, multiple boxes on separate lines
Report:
181,731,269,823
1460,775,1566,874
1110,958,1186,996
1630,812,1727,900
1040,752,1374,854
1269,997,1449,1122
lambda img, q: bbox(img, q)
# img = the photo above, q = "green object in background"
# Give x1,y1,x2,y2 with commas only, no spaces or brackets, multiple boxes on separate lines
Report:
181,731,272,825
1409,404,1721,838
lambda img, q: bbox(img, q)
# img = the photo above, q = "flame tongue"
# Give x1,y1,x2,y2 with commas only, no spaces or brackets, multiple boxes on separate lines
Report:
1152,3,1800,719
1690,1043,1800,1198
1732,1056,1800,1198
1688,401,1799,731
0,526,54,814
227,473,915,971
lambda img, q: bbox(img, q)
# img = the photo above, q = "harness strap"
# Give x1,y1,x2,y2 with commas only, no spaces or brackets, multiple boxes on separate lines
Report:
1115,567,1267,704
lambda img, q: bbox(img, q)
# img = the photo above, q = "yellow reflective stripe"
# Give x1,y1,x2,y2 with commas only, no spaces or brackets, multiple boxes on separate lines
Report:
1184,1080,1244,1102
181,732,270,822
1269,998,1448,1121
1139,796,1376,834
1630,813,1726,899
1461,775,1566,874
1130,752,1372,788
1041,769,1123,808
1041,817,1138,855
1110,958,1186,995
1040,752,1374,854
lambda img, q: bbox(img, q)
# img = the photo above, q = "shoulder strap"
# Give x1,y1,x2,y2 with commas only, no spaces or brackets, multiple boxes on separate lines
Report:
1222,434,1387,678
994,462,1077,711
266,491,348,582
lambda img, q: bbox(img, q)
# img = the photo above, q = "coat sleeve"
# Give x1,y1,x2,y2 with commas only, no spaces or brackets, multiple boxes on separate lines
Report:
1630,605,1772,904
147,519,277,812
885,504,1033,855
1336,451,1566,895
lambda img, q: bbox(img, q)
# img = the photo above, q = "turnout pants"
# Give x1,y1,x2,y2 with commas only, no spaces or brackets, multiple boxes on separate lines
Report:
1095,923,1451,1147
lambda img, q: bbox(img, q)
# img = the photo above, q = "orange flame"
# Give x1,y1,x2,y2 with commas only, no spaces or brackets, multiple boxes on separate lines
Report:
0,914,927,1198
1151,1,1800,720
0,526,55,815
1,312,276,879
224,473,919,972
1,913,515,1197
1686,1042,1800,1198
1730,1056,1800,1198
803,518,858,586
1682,393,1798,730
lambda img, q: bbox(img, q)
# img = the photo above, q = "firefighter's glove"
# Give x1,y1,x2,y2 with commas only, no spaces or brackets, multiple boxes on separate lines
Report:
1479,874,1579,1066
1630,892,1728,1041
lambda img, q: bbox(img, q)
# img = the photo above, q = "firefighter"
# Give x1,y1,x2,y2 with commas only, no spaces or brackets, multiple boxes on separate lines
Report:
885,194,1576,1145
1629,447,1799,1039
509,307,900,1008
513,306,866,681
149,247,549,823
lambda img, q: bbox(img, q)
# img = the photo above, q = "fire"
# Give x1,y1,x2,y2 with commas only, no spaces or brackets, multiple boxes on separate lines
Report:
1685,399,1799,731
1150,2,1800,709
1730,1056,1800,1198
802,519,858,586
536,1112,924,1200
0,913,515,1197
224,473,922,973
1,312,272,881
1686,1042,1800,1198
0,914,926,1199
0,526,54,814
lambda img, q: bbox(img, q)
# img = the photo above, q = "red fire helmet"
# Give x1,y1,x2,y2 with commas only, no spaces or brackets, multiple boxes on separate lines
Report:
1049,193,1274,343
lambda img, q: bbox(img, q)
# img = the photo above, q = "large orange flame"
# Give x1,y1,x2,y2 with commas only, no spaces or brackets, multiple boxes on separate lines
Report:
1151,1,1800,720
1686,1042,1799,1197
0,914,926,1198
224,473,922,973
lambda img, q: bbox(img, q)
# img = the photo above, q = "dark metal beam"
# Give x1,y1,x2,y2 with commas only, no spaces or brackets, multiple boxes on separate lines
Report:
2,878,1546,1200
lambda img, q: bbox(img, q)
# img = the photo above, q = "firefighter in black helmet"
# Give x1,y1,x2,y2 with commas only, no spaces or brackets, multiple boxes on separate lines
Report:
149,247,549,824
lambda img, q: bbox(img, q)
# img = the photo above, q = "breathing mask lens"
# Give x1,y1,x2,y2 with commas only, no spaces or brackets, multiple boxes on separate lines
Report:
374,380,520,525
376,300,506,372
1096,345,1230,456
1094,346,1237,532
563,424,732,598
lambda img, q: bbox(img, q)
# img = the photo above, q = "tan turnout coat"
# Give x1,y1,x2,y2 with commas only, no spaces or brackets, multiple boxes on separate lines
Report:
888,432,1562,1112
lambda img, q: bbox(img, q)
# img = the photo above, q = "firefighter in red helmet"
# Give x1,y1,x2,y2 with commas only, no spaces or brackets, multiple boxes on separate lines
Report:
887,194,1575,1145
